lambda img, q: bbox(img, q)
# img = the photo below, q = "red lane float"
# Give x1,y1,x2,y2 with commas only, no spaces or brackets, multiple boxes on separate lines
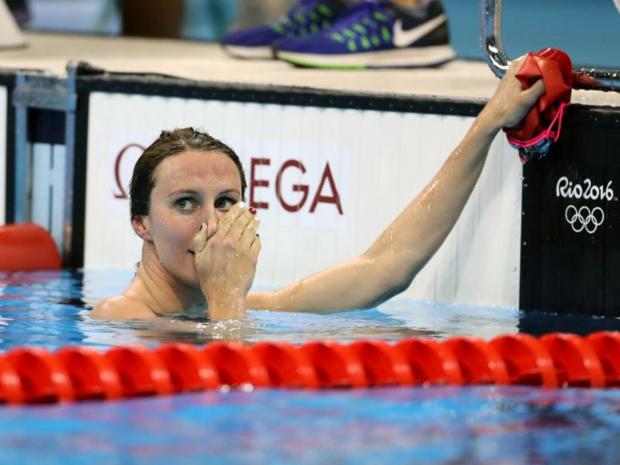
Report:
0,223,61,271
203,342,270,388
445,337,509,385
301,341,366,388
0,355,24,404
154,343,220,392
586,332,620,387
349,340,414,386
105,346,173,397
56,346,123,400
490,334,557,388
253,342,318,388
0,332,618,405
6,347,73,403
540,333,605,388
395,338,463,385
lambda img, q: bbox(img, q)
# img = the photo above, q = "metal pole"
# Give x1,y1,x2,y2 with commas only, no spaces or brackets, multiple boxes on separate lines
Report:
480,0,620,92
13,74,30,223
62,63,77,263
12,69,77,264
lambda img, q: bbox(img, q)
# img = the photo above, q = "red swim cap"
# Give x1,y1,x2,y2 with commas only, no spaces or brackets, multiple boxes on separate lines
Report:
505,48,573,163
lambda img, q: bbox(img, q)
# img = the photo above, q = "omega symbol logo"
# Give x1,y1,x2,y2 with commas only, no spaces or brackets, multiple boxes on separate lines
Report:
564,205,605,234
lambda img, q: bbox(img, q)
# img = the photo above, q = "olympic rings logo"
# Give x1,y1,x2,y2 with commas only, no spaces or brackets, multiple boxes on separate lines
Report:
564,205,605,234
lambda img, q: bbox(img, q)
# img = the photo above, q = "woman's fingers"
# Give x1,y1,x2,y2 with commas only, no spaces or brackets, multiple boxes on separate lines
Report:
217,202,248,237
504,79,546,128
485,56,549,130
227,209,255,242
206,202,260,251
239,217,260,250
522,78,546,103
194,204,261,319
250,233,261,257
509,55,525,70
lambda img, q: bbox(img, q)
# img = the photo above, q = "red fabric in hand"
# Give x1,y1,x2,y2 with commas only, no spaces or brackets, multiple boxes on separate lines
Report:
505,48,573,141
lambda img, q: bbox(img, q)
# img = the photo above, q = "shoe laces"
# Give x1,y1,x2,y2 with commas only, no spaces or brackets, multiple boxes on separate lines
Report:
270,0,339,37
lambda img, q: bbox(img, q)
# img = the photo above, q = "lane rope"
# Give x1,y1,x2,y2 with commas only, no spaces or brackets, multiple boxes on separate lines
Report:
1,332,619,405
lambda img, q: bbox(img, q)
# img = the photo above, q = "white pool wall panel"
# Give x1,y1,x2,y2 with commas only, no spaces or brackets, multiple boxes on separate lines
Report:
0,86,6,225
85,92,522,308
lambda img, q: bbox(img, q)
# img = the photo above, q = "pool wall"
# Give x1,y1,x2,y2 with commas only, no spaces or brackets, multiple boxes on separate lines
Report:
82,83,522,309
0,77,8,225
520,105,620,316
1,52,619,315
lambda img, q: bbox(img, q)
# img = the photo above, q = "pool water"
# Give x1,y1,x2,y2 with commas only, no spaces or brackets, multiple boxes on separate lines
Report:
3,269,620,350
0,269,516,349
1,385,620,465
1,269,620,464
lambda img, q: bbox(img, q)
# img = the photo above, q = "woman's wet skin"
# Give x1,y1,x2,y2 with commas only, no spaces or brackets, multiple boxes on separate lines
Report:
93,59,545,321
138,149,243,287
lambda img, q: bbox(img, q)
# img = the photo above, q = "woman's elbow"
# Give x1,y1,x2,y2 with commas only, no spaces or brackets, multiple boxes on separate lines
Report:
360,258,418,307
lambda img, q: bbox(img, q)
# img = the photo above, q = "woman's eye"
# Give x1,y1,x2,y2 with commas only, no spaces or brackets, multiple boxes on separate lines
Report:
215,197,237,210
175,198,198,212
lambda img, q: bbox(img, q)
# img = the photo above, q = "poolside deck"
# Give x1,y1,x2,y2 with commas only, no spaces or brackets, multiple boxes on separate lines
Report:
1,32,618,106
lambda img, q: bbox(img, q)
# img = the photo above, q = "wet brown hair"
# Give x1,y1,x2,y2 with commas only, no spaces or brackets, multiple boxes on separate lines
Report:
129,127,246,218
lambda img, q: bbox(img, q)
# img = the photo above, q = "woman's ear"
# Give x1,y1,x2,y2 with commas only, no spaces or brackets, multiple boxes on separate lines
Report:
131,215,153,243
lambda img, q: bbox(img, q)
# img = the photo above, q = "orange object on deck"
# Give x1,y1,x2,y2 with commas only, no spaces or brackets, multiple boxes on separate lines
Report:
0,223,61,270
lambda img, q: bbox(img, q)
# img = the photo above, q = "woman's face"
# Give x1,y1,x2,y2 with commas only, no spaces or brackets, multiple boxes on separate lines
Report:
140,149,243,286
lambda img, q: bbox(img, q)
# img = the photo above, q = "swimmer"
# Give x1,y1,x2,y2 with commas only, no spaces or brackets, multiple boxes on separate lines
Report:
92,59,545,321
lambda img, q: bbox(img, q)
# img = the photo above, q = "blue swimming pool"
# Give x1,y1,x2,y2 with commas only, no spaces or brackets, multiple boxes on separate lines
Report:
1,270,620,464
0,269,519,350
4,269,620,351
2,385,620,465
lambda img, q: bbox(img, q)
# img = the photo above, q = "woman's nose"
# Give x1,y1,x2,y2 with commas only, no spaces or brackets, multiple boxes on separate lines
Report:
204,207,219,238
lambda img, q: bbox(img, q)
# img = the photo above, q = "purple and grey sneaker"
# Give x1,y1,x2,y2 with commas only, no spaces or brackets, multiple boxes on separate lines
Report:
222,0,348,59
274,0,455,68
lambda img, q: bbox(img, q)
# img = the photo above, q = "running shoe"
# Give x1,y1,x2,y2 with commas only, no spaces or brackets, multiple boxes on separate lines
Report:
222,0,348,59
274,0,455,68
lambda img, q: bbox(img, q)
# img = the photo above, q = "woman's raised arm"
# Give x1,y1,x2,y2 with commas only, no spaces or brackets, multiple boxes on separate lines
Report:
247,59,546,312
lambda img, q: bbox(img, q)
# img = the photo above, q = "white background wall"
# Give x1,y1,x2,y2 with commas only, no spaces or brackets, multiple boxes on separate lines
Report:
0,86,6,225
86,92,522,308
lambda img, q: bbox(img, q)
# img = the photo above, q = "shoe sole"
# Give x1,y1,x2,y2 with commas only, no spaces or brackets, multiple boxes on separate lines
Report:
276,45,456,69
223,45,274,59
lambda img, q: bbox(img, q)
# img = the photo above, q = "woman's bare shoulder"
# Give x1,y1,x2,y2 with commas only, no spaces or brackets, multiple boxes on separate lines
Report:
90,295,157,320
